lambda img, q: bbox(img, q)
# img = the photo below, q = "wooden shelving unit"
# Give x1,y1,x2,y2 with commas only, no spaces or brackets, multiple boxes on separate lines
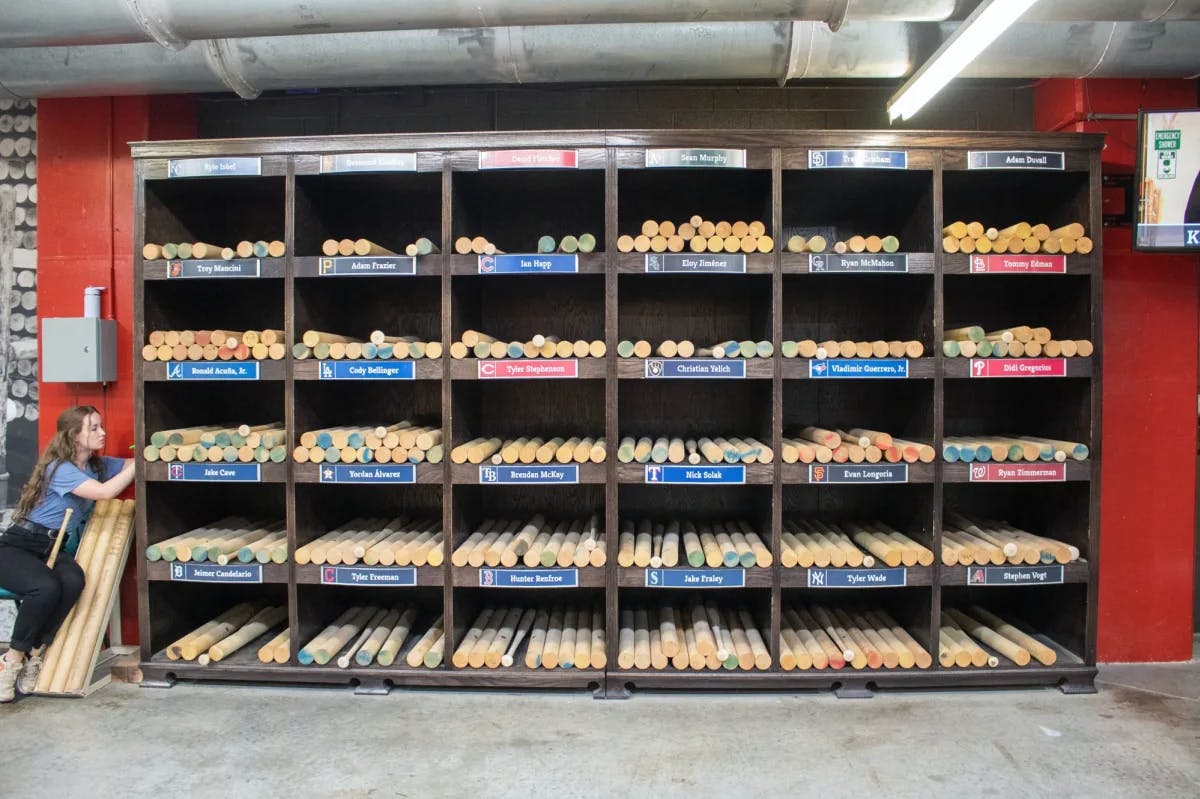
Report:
133,130,1101,697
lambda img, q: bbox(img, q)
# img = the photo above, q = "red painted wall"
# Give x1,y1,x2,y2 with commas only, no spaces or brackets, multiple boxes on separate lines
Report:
1036,79,1199,661
38,97,196,644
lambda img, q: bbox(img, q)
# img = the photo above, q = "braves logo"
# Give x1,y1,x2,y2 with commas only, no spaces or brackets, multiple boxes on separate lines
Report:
479,256,496,273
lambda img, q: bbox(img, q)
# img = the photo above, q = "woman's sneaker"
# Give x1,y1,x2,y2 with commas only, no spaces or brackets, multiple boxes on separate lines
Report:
0,657,22,703
17,654,41,695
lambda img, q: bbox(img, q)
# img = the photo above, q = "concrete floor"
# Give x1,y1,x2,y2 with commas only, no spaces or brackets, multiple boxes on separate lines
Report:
2,650,1197,798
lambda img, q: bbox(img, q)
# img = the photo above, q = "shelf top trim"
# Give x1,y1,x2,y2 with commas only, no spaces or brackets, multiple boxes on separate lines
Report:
130,129,1105,160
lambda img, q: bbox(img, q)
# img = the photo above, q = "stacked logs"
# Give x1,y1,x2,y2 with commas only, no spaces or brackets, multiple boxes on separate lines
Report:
321,237,439,258
780,604,932,670
141,329,286,362
940,607,1057,667
300,606,444,668
941,435,1089,463
535,233,598,254
293,421,443,465
35,499,138,695
617,600,771,671
617,339,772,358
449,330,604,359
6,338,38,423
294,517,443,567
146,518,287,564
144,423,287,464
451,515,604,569
616,435,773,465
787,233,900,254
781,520,933,568
783,426,934,465
163,604,288,666
451,436,606,465
941,220,1092,255
453,235,502,255
142,240,286,260
454,604,606,669
943,325,1093,358
617,518,771,568
618,217,774,254
293,330,441,360
781,339,924,359
942,512,1079,566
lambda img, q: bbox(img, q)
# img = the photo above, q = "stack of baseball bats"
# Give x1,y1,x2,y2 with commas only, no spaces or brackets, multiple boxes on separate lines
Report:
454,604,606,669
295,517,443,567
618,600,771,671
300,607,444,668
535,233,598,253
781,520,933,568
941,220,1092,255
783,426,934,465
293,329,442,360
781,339,924,359
942,435,1089,463
141,329,286,362
144,422,287,464
453,235,502,255
780,603,932,670
450,436,606,465
940,607,1057,668
162,603,287,665
143,240,286,260
146,518,287,564
617,518,771,568
942,512,1079,566
320,236,439,257
617,435,772,464
618,217,773,254
452,514,604,568
787,233,900,254
449,330,604,359
617,338,772,358
943,324,1093,358
293,421,442,465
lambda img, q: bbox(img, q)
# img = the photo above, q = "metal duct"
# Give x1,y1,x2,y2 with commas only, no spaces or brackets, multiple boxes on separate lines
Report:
0,1,958,49
1,20,1199,101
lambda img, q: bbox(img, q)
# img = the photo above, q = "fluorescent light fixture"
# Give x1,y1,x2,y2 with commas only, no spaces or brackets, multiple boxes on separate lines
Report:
888,0,1041,122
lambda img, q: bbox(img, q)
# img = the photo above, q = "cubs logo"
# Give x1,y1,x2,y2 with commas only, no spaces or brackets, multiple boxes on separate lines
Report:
479,256,496,273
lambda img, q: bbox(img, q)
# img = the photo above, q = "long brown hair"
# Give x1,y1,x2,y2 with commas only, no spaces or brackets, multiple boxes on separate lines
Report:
15,405,106,520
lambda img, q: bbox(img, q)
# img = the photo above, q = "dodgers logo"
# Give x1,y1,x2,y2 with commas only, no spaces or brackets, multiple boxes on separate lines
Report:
646,466,663,482
647,359,663,376
320,362,334,379
168,463,184,480
481,467,498,482
481,569,495,586
479,256,496,273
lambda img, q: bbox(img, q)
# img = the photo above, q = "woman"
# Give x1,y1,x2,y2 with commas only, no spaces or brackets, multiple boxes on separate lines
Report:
0,406,134,701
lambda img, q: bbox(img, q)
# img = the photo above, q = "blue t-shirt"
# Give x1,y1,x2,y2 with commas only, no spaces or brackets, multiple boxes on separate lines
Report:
24,456,126,543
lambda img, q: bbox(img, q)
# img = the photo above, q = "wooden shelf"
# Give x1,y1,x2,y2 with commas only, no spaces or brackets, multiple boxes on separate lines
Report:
135,128,1102,695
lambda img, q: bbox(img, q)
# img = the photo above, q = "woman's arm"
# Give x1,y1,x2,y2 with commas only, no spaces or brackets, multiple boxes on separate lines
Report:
70,458,135,501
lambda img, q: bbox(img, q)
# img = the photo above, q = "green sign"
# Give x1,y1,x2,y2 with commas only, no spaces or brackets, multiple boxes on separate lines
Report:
1154,130,1181,150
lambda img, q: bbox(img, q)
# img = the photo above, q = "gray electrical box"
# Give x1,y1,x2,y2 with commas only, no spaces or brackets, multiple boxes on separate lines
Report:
41,318,118,382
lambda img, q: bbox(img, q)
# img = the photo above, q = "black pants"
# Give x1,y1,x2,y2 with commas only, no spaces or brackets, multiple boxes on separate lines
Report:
0,533,86,653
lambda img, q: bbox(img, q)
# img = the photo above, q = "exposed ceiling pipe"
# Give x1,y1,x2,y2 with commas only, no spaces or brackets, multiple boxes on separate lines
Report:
0,0,958,49
1,20,1199,101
